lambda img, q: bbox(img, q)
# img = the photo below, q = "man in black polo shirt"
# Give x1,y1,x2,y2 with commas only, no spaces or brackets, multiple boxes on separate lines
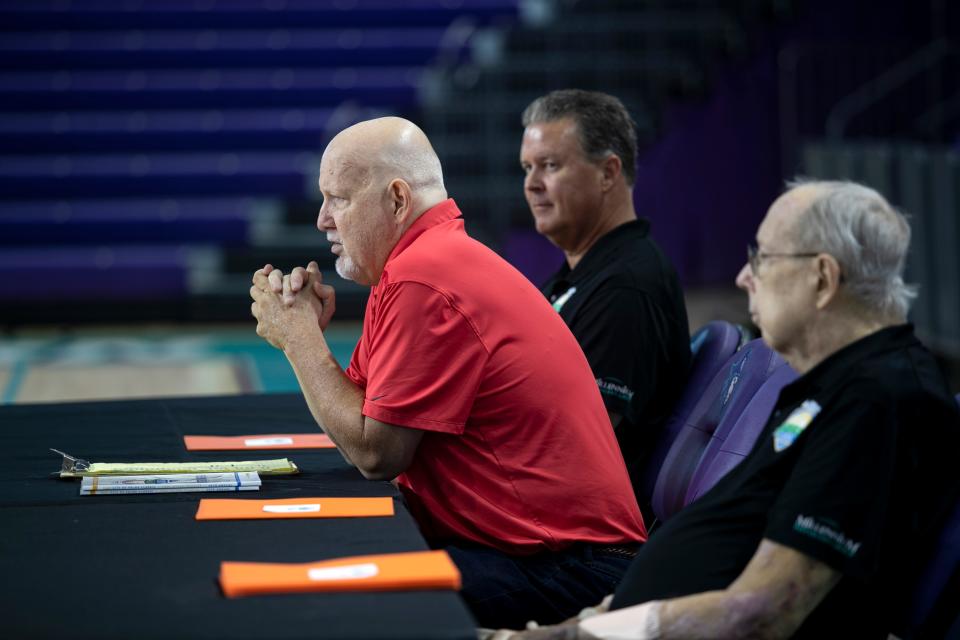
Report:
519,90,691,502
494,180,960,639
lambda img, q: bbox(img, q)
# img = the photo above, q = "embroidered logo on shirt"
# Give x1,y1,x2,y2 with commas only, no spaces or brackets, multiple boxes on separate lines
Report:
772,399,821,452
551,286,577,312
596,378,634,403
793,514,862,557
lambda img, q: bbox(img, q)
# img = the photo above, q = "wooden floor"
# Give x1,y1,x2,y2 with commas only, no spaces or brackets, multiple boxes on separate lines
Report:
0,288,749,405
0,323,362,405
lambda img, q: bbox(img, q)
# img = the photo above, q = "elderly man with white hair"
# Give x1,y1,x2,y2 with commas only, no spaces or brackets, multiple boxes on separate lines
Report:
249,117,646,630
494,179,960,639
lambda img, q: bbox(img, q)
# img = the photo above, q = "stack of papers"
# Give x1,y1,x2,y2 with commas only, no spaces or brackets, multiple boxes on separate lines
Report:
80,472,261,496
60,458,298,478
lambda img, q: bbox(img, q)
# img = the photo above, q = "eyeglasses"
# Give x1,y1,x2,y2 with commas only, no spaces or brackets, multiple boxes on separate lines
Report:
747,243,819,276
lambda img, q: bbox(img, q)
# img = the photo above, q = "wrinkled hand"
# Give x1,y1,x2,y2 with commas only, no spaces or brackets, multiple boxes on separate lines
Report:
261,261,336,330
250,264,325,350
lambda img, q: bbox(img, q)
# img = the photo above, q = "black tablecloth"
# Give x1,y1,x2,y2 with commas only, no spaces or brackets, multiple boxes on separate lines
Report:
0,393,476,639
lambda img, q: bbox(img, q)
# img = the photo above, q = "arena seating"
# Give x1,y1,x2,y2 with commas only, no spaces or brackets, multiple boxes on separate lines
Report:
649,337,790,523
637,320,746,514
0,0,521,322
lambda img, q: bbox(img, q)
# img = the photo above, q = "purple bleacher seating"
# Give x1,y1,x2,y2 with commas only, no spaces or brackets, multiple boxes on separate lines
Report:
0,67,425,110
0,247,189,300
0,198,255,245
650,338,783,523
0,0,524,316
684,361,796,505
638,320,746,510
0,152,314,199
0,1,520,30
0,106,387,153
0,28,471,71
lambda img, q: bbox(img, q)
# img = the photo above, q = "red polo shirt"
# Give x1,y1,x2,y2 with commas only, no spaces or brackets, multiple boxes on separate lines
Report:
345,199,646,554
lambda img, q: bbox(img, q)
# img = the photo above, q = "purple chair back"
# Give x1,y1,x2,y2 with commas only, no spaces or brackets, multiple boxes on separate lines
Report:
650,339,783,523
638,321,745,508
684,361,796,505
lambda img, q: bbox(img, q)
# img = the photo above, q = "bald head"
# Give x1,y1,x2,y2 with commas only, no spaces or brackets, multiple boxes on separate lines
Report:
783,179,915,320
325,117,446,214
764,183,822,245
316,118,449,286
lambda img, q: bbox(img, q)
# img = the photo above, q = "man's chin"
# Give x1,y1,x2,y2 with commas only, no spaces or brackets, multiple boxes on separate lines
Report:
533,221,564,247
334,258,356,282
335,257,374,286
533,216,554,235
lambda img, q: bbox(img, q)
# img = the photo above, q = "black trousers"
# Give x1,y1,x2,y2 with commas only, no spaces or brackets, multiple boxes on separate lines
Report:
446,542,637,630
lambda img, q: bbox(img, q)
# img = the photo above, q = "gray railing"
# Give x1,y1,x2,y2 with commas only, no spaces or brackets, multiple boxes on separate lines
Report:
802,141,960,355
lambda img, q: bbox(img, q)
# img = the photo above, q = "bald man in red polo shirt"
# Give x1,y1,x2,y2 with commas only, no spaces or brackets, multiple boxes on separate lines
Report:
250,117,645,629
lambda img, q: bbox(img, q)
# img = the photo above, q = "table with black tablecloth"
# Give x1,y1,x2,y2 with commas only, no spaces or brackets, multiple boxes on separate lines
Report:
0,393,476,639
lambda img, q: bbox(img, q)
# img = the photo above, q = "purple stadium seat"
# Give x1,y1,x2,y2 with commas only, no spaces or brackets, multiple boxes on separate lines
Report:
650,339,785,523
684,361,797,505
637,321,746,510
684,321,751,403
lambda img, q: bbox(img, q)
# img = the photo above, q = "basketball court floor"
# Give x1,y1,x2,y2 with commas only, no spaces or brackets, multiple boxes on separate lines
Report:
0,289,747,405
0,323,361,405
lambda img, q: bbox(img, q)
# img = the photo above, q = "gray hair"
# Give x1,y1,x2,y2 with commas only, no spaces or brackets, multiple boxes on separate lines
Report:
522,89,638,185
788,179,917,320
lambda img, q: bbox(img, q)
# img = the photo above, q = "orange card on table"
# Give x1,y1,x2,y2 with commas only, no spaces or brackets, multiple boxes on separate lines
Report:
183,433,335,451
196,497,395,521
219,550,461,598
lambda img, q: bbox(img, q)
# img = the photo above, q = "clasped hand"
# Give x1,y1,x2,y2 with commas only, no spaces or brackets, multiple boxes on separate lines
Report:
249,261,337,350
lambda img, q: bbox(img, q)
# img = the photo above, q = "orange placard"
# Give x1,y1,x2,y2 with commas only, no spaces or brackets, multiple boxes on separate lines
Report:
219,550,461,598
183,433,335,451
196,497,395,521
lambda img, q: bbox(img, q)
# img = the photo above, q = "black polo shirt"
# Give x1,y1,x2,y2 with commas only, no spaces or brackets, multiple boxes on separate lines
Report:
541,219,690,498
610,324,960,639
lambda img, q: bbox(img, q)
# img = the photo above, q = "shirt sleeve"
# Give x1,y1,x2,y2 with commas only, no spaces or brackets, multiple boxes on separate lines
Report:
764,383,897,579
359,280,489,435
567,285,666,422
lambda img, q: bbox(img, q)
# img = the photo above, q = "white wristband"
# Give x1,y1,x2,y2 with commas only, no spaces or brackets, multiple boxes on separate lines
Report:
579,601,661,640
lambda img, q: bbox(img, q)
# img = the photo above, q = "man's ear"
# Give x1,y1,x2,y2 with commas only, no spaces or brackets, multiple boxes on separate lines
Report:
814,254,843,310
388,179,414,225
599,154,623,191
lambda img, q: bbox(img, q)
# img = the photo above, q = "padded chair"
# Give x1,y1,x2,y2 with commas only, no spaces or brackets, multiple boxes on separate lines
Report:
684,361,797,505
637,321,746,511
650,339,786,523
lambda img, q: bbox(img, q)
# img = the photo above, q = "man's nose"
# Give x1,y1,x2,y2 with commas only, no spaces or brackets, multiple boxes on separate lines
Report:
524,169,543,192
316,205,332,232
735,263,754,292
